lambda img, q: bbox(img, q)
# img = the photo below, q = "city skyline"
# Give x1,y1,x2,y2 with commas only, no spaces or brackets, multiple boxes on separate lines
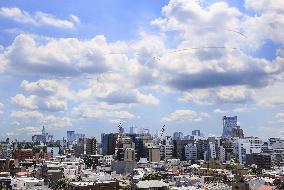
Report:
0,0,284,141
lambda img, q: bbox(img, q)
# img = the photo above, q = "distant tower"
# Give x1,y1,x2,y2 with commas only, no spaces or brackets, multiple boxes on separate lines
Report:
42,125,46,135
222,116,237,138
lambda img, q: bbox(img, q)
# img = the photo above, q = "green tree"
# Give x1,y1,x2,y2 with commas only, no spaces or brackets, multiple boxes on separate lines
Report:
142,172,163,181
77,175,82,181
32,146,41,153
52,178,68,190
0,183,8,190
83,157,93,169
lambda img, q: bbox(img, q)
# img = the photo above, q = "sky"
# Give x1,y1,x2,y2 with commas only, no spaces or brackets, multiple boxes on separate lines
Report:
0,0,283,141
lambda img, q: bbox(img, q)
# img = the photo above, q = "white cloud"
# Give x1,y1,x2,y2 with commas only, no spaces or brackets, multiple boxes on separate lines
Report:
21,79,73,98
11,110,72,128
11,110,43,120
100,89,159,105
179,86,254,105
0,7,78,29
72,102,136,120
233,107,252,113
0,102,4,114
254,80,284,107
1,34,118,76
162,109,209,122
7,126,42,136
276,113,284,123
213,108,227,114
243,0,284,48
70,14,80,24
11,94,67,112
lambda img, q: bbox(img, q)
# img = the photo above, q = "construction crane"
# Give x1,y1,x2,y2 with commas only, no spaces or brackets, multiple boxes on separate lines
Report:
159,125,166,145
115,122,123,160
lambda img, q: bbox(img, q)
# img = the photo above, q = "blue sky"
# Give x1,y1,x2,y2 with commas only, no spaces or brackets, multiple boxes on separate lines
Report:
0,0,283,141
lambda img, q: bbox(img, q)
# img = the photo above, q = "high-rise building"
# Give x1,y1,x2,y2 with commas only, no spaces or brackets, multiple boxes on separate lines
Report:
0,143,13,159
192,130,201,137
124,148,135,161
101,133,116,155
232,126,244,138
222,116,237,138
173,139,192,160
74,138,85,157
116,136,135,161
147,146,160,162
237,137,263,164
32,126,53,143
246,153,272,169
86,137,97,155
160,136,173,160
75,133,86,141
185,143,197,161
67,131,76,143
173,132,184,140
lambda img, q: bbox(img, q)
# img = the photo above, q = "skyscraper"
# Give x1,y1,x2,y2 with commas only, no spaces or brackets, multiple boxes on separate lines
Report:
101,133,116,155
222,116,237,138
67,131,76,143
192,130,201,136
86,137,97,155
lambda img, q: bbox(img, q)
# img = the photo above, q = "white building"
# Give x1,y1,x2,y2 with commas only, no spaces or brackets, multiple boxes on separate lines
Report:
209,142,217,159
218,145,226,163
160,136,173,160
185,143,197,161
160,145,174,160
11,177,45,190
102,155,114,166
1,143,13,159
47,147,60,158
237,137,263,164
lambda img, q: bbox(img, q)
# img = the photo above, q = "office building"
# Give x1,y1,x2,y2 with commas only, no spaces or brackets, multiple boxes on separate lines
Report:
222,116,237,138
101,133,116,155
67,131,76,143
86,137,97,155
185,143,197,161
192,130,201,137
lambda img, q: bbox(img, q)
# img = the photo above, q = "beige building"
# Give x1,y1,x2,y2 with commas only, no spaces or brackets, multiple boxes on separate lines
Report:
147,146,160,162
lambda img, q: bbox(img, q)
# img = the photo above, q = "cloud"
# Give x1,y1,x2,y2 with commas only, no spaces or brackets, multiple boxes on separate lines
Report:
179,86,254,105
162,109,209,122
6,126,42,136
233,107,252,113
21,79,73,98
11,110,72,128
276,113,284,123
150,0,284,93
162,51,282,91
72,102,136,120
151,0,242,46
1,34,118,76
243,0,284,48
11,94,67,112
11,110,43,120
254,80,284,107
0,7,78,29
213,108,227,114
70,14,80,24
0,102,4,114
100,90,159,105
